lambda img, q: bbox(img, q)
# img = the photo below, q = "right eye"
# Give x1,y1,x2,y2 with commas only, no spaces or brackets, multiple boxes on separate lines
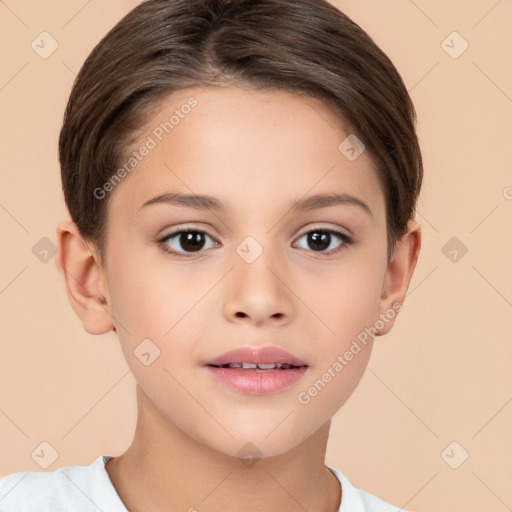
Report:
157,229,219,257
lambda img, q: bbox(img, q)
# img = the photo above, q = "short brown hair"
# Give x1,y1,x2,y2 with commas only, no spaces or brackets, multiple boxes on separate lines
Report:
59,0,423,263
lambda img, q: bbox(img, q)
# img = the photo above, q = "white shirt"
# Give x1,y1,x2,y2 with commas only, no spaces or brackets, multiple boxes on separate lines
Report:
0,455,407,511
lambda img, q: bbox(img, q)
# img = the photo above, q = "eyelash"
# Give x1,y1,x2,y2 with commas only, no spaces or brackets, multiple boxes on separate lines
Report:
157,227,353,258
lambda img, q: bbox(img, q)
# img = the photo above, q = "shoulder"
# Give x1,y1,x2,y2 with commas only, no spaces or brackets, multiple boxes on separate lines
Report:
0,455,127,512
328,466,409,512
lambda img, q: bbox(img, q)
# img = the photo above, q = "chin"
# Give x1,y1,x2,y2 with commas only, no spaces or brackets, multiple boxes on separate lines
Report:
198,426,315,462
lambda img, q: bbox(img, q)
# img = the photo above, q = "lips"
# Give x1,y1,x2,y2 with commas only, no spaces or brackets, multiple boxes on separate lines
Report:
203,346,309,395
204,346,308,368
204,347,309,395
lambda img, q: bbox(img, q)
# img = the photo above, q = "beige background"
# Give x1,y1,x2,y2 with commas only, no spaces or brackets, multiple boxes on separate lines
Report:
1,1,511,511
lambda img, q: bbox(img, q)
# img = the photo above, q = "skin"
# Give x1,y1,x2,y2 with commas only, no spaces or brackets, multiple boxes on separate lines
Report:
56,86,421,511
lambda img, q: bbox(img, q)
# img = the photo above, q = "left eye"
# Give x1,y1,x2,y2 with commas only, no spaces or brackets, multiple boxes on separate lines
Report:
294,229,352,254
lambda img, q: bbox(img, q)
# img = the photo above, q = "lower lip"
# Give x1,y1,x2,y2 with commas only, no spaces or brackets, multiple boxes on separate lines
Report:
204,366,308,395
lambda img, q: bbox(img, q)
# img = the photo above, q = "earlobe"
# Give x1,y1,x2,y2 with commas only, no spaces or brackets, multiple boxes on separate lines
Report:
55,219,114,335
375,219,421,336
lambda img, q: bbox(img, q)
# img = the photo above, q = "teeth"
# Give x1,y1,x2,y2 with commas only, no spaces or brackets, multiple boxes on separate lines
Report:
255,363,277,369
218,362,296,370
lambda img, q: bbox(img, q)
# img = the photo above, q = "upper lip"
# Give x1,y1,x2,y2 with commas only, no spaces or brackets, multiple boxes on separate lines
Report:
204,346,308,367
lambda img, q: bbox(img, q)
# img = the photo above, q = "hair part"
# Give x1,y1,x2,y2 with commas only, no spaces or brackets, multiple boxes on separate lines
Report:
59,0,423,265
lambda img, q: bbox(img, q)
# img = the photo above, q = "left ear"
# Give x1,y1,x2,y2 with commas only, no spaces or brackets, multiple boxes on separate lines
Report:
375,219,421,336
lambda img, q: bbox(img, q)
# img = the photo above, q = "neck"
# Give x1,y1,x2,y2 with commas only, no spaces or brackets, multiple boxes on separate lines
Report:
105,385,341,512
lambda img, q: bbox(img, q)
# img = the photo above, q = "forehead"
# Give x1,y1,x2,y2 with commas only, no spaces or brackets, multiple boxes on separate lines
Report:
107,86,384,219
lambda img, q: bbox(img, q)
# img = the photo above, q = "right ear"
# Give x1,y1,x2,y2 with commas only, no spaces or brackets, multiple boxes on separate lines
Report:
55,219,114,335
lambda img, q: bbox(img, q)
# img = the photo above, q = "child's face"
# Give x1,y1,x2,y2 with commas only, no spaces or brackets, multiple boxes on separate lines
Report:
99,86,395,457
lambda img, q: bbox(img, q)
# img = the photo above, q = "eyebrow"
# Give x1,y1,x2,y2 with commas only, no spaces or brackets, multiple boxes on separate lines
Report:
139,191,373,217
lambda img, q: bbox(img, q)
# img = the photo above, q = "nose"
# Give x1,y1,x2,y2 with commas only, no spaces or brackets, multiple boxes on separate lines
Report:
223,247,293,327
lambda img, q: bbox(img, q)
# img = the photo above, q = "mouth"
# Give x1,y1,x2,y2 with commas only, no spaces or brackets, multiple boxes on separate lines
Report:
207,362,307,371
204,345,308,368
203,345,309,395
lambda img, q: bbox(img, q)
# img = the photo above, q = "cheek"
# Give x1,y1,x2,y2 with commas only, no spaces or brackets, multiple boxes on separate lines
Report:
300,256,384,342
298,306,375,415
300,344,373,419
294,251,383,409
108,259,211,368
108,242,177,322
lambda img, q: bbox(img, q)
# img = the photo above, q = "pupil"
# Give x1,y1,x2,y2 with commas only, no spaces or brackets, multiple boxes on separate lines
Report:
181,231,205,252
309,231,330,251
